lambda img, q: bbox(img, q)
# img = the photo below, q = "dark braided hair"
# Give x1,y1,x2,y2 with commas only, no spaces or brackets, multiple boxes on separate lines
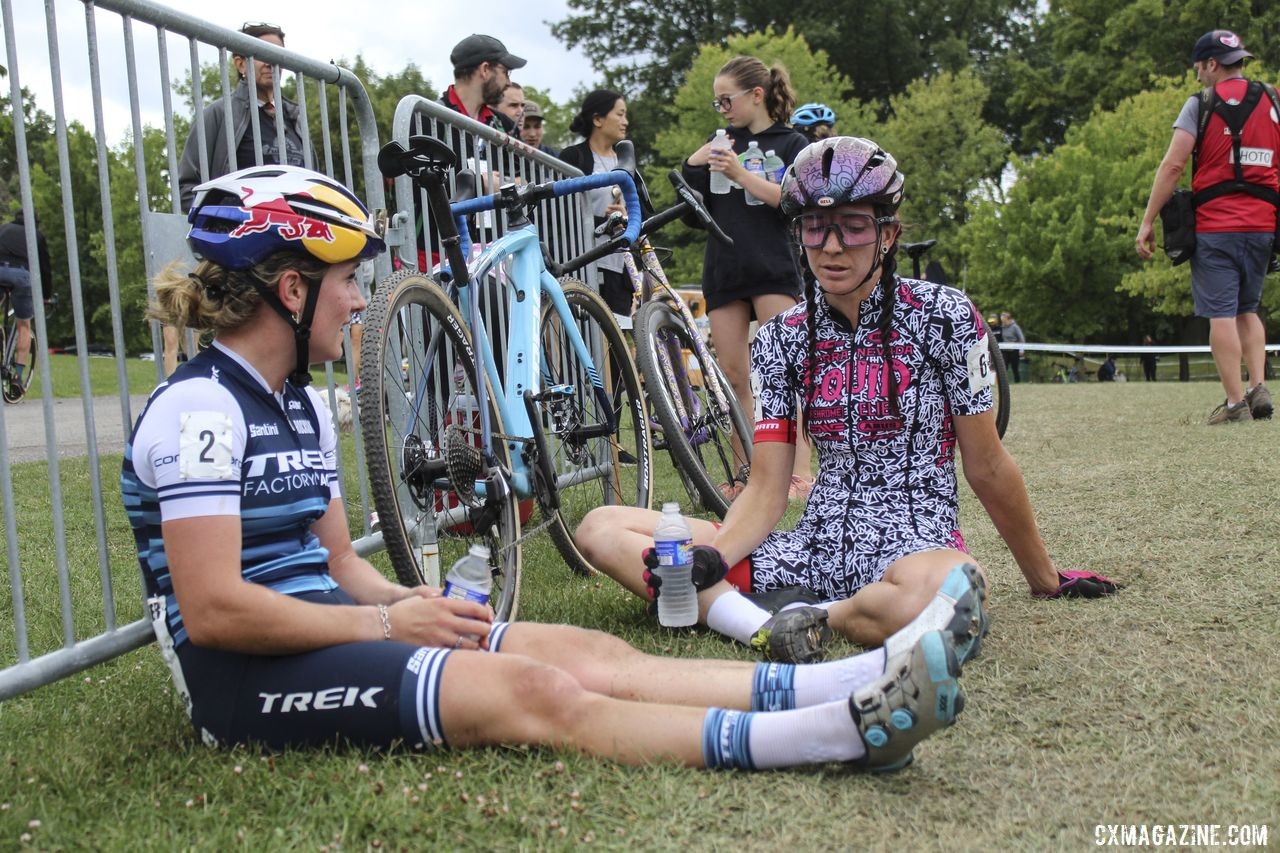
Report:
875,232,902,420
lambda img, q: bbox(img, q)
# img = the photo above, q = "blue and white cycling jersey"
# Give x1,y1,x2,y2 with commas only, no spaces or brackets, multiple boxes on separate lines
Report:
121,341,340,646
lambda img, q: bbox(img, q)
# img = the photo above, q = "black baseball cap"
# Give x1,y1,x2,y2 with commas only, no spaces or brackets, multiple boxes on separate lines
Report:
450,34,527,70
1191,30,1253,65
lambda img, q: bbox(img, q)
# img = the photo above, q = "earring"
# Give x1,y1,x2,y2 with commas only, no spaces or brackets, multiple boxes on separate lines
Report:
880,245,889,255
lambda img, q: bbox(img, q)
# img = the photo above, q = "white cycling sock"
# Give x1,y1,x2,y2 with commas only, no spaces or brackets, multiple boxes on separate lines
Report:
747,699,865,768
750,647,887,712
794,648,886,707
706,591,772,644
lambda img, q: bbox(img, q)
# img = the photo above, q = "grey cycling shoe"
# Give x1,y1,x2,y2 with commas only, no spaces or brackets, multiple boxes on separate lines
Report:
749,606,832,663
849,629,964,772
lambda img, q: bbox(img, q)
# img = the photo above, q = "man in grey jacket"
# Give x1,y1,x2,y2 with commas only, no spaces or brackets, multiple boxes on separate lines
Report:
176,22,311,212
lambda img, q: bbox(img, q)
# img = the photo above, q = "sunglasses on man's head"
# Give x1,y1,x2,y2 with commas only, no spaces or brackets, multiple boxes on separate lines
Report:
793,212,896,248
239,21,284,38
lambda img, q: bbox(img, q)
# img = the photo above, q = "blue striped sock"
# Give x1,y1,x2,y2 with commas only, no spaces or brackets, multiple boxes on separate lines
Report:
701,708,755,770
751,662,797,711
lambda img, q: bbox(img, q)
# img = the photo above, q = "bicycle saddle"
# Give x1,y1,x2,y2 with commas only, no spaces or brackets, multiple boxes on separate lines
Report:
377,135,457,182
901,240,937,262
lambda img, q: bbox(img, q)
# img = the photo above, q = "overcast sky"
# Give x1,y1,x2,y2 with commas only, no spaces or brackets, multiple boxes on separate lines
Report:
6,0,600,141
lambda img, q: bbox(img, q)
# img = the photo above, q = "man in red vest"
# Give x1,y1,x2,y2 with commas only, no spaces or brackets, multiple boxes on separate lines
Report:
1136,30,1278,424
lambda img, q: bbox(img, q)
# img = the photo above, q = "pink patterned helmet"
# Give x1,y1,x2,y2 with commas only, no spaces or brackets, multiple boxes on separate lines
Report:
779,136,905,217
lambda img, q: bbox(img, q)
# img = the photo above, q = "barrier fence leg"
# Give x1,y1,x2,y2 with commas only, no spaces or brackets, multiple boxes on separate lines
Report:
1179,354,1190,382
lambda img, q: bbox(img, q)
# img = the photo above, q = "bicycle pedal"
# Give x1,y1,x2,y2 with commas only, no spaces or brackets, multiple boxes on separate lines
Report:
533,384,575,401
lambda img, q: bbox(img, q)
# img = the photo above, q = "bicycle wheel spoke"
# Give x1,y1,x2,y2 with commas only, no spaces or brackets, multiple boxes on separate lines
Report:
359,271,521,620
535,280,652,575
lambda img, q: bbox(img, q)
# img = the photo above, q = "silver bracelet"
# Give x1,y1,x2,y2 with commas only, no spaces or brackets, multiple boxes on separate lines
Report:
376,604,392,641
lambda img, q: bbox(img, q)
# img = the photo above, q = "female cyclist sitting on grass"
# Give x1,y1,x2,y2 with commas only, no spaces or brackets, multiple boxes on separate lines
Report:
577,137,1120,665
121,163,965,772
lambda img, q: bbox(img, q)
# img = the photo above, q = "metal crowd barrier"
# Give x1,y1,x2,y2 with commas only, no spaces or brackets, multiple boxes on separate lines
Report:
1,0,601,701
0,0,565,700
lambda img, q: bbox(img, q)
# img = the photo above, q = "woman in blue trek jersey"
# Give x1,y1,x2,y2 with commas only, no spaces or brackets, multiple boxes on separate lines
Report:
121,163,967,770
577,138,1120,665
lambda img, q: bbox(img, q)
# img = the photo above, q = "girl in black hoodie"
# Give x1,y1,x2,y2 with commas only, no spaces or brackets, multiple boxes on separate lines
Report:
682,56,812,500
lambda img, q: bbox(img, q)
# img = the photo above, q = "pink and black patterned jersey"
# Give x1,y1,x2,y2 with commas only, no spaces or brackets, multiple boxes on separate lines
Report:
745,277,993,599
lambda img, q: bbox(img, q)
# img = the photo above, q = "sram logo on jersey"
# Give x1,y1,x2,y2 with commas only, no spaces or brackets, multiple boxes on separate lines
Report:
258,686,383,713
248,423,280,438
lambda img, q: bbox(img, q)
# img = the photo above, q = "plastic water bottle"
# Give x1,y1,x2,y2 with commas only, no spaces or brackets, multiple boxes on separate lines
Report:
652,502,697,627
763,149,785,185
708,129,734,196
443,544,492,605
742,140,766,205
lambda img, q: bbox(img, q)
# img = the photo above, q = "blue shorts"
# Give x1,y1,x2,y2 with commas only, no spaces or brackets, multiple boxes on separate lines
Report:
0,265,33,320
169,587,513,750
1190,232,1273,318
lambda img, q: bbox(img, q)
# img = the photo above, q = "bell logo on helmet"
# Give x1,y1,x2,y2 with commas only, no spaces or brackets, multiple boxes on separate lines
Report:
817,197,834,207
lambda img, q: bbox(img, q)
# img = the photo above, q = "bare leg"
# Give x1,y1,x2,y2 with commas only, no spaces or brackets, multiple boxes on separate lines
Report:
437,651,707,765
707,301,753,467
576,505,720,598
498,622,756,709
827,549,982,647
1209,316,1245,402
1237,312,1266,388
14,318,31,373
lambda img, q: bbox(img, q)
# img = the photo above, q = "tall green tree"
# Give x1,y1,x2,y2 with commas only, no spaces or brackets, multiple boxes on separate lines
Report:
877,69,1008,280
1000,0,1280,154
959,76,1197,343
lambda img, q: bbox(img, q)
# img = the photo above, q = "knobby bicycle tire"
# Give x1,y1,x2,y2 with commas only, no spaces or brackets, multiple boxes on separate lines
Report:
2,299,35,404
537,280,653,576
633,300,752,518
980,315,1011,438
358,269,521,621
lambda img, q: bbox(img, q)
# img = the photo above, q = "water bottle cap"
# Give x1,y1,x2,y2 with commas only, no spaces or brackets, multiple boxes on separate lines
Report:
662,501,681,514
468,544,491,559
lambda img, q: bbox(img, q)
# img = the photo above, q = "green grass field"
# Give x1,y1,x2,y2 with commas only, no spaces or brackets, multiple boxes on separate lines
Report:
1,382,1277,850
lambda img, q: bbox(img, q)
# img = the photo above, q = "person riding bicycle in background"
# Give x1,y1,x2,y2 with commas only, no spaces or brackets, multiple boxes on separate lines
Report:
577,137,1120,665
790,103,836,142
0,209,51,399
682,55,815,501
121,163,967,768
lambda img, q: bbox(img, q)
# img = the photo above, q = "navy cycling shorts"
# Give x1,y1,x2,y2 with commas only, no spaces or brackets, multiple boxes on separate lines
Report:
170,588,513,750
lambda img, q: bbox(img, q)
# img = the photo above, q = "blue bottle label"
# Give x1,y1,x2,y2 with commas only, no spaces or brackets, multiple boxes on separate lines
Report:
654,539,692,566
443,582,489,604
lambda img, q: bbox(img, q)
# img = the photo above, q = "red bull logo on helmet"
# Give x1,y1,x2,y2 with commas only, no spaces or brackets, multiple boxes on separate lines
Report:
229,204,336,244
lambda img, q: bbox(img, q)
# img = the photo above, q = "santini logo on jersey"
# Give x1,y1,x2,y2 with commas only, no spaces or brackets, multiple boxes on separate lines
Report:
248,423,280,438
258,686,383,713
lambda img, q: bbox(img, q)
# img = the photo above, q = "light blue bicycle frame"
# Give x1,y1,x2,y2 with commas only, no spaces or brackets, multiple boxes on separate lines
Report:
442,171,642,500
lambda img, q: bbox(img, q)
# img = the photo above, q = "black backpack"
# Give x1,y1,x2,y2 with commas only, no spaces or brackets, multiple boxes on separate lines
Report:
1163,79,1280,267
1191,79,1280,210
